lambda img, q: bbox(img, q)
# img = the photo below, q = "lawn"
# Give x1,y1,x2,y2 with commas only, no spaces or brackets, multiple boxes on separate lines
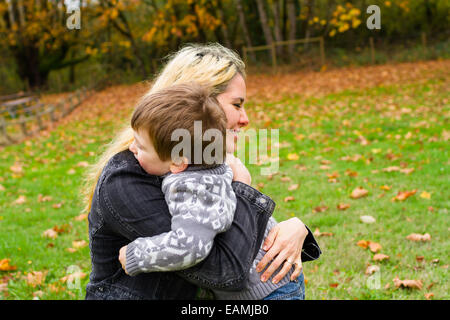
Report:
0,60,448,300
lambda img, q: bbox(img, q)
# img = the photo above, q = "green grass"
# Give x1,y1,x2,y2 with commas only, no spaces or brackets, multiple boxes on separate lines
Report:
0,65,448,300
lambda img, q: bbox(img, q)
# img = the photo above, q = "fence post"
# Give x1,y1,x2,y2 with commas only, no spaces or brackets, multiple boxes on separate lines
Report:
319,36,325,68
0,117,14,143
243,47,248,67
19,116,28,136
421,32,427,56
369,37,375,64
270,43,277,73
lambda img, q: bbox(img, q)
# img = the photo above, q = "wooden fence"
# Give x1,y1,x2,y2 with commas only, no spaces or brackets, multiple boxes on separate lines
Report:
243,36,326,71
0,85,96,146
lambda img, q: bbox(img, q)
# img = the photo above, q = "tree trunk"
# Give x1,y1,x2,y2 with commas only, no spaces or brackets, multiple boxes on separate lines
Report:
287,0,297,57
216,0,231,48
234,0,256,61
256,0,274,52
271,0,283,57
304,0,314,50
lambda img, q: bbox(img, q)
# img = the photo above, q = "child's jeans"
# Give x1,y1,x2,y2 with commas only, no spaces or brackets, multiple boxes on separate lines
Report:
262,272,305,300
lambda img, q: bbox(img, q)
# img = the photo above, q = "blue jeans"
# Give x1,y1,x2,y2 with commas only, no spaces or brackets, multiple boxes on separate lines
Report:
262,273,305,300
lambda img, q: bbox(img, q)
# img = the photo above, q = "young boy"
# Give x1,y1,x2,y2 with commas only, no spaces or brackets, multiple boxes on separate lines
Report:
119,83,305,300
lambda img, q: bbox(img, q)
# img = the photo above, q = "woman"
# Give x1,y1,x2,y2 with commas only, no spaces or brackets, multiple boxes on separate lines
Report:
83,43,321,299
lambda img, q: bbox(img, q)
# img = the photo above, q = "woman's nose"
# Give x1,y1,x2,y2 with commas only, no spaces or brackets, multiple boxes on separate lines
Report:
239,108,249,127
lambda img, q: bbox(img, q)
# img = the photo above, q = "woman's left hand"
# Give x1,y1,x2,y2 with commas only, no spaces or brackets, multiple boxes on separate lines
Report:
255,217,307,284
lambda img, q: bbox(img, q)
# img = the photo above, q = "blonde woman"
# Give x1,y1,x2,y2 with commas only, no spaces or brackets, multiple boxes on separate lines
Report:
84,43,321,300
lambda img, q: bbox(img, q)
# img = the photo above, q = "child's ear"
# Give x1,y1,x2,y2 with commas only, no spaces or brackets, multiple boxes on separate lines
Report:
169,157,188,174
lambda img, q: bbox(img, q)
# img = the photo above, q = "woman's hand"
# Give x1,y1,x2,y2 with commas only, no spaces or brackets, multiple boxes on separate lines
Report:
226,153,251,185
256,217,307,283
119,245,129,275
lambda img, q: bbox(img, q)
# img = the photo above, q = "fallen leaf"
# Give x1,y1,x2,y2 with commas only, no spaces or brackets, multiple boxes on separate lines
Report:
287,153,299,161
284,196,295,202
52,202,63,209
379,185,391,191
10,163,23,174
42,229,58,239
76,161,89,167
419,191,431,199
360,215,376,224
65,248,77,253
365,265,380,275
313,228,334,237
60,271,87,284
344,169,358,177
0,259,17,271
280,176,292,182
0,184,5,191
368,242,382,253
25,271,47,288
400,168,415,175
72,240,88,249
350,187,369,199
13,195,27,205
406,233,431,242
313,206,328,213
67,169,76,175
424,293,434,300
416,256,424,262
53,224,71,234
337,203,350,210
288,184,299,191
382,166,400,172
37,195,52,203
357,240,369,249
393,277,423,290
74,213,88,221
392,190,417,201
329,283,339,288
373,253,390,262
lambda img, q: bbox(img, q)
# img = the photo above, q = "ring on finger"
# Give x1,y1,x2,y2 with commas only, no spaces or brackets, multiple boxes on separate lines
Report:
286,258,294,264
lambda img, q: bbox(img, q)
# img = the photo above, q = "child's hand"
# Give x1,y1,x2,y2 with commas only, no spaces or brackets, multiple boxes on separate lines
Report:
226,153,251,185
119,245,129,275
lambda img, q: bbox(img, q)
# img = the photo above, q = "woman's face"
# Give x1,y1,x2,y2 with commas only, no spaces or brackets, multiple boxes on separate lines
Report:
216,73,249,153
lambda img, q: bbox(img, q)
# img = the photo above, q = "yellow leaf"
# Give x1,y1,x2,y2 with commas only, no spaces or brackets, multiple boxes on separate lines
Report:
0,258,17,271
420,191,431,199
287,153,299,161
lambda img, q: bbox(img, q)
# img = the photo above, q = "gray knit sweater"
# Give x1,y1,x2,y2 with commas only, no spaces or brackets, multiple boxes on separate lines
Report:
126,164,236,275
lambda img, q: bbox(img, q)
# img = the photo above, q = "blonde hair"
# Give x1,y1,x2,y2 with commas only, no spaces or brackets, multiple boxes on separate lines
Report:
82,43,245,213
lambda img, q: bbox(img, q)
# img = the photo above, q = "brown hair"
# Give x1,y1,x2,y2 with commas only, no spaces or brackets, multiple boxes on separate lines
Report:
131,82,227,167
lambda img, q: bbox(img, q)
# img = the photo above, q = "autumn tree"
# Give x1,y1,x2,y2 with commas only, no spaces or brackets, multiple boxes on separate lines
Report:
0,0,93,89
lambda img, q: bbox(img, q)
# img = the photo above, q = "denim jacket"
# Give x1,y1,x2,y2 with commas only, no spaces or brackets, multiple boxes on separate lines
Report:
85,150,321,300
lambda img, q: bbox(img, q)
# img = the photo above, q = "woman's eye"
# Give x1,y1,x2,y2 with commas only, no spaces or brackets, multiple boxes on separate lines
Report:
233,104,241,108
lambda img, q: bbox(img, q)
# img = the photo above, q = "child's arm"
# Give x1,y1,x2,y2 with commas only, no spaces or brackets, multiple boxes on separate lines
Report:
123,169,236,276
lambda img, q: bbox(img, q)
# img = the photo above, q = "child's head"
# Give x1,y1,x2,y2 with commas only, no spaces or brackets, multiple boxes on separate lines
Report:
129,82,227,176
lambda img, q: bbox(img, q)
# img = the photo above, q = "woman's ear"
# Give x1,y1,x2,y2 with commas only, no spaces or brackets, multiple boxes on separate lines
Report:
169,157,188,174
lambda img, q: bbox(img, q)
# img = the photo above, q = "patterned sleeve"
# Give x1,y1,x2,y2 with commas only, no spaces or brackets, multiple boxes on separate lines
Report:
125,170,236,276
